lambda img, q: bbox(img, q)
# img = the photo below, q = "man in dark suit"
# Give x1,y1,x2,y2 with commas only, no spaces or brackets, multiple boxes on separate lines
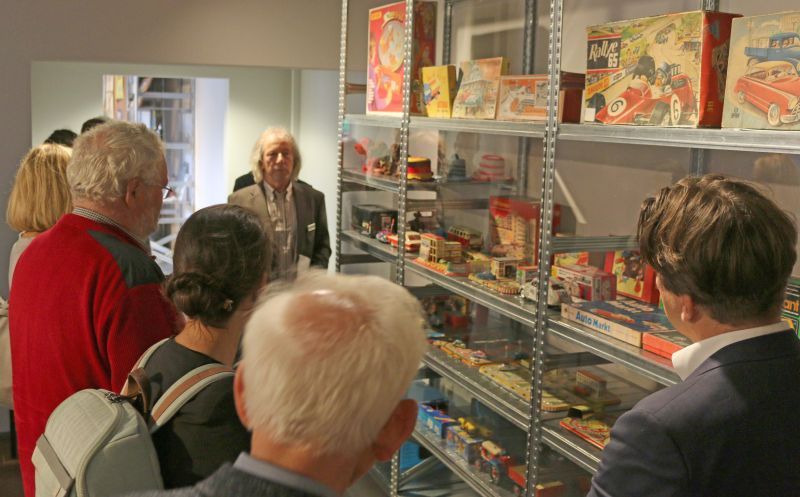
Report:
228,128,330,280
588,174,799,497
232,171,255,192
124,271,428,497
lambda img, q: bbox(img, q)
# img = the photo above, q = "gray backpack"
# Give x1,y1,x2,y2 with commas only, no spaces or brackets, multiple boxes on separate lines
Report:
32,338,234,497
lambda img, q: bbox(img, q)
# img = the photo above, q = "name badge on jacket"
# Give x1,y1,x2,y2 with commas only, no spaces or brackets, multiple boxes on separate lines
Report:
307,223,316,232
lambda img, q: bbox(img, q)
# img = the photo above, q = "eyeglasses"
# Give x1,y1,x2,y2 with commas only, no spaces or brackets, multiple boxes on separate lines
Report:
160,185,176,199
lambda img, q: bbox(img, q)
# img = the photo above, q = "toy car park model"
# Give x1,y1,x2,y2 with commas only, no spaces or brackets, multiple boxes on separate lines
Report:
723,12,800,130
585,11,739,127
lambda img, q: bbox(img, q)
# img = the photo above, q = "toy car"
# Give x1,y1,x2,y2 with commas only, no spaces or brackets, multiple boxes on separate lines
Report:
595,61,696,125
375,229,393,244
387,231,422,252
520,277,571,307
733,61,800,126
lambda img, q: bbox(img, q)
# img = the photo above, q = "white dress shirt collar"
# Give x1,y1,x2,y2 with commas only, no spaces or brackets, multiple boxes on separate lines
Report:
263,180,293,200
671,321,790,380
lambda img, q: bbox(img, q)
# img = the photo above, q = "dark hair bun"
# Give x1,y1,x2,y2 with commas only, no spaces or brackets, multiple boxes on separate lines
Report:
165,272,232,323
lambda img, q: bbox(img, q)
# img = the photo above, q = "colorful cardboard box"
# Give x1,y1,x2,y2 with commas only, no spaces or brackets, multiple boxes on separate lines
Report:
561,299,674,347
604,250,660,304
722,12,800,130
452,57,508,119
489,196,561,264
422,65,457,118
552,264,617,301
367,1,436,115
497,73,584,122
584,10,739,127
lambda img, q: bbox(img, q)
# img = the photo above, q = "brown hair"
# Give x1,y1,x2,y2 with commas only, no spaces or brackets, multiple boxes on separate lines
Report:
165,204,270,327
638,174,797,324
7,144,73,233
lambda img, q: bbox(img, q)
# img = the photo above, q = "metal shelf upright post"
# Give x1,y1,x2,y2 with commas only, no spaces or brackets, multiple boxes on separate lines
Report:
526,0,562,490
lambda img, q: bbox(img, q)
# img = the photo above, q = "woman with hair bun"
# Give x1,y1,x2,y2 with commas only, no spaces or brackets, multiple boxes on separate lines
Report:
142,204,269,488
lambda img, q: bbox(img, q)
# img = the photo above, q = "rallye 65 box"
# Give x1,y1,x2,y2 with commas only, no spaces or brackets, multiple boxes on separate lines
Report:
584,10,739,127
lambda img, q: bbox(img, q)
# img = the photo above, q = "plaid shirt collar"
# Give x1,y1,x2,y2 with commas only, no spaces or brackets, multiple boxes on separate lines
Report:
72,207,151,254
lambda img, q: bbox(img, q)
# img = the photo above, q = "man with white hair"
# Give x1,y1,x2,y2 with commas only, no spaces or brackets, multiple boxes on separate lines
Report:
228,127,331,281
125,271,427,497
10,120,178,497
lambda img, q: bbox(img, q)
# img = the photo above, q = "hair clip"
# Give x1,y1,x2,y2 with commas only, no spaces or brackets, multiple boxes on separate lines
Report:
222,298,234,312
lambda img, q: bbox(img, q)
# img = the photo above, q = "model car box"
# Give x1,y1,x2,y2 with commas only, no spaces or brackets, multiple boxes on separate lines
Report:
552,264,617,301
642,330,692,359
418,403,457,438
489,196,562,263
422,65,458,118
445,426,483,464
584,10,739,127
783,278,800,336
604,250,660,304
452,57,509,119
497,72,585,122
561,299,674,347
367,1,436,115
351,204,397,238
722,12,800,130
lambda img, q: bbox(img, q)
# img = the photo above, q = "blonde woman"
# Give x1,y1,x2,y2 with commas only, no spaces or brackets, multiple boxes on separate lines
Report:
6,144,72,286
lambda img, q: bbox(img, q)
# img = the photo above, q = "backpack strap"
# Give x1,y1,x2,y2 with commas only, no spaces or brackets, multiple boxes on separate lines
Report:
149,363,234,433
135,337,172,369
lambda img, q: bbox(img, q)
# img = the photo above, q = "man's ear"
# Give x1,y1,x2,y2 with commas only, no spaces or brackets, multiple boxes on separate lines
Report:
234,367,251,429
372,399,417,461
679,294,699,323
124,177,141,207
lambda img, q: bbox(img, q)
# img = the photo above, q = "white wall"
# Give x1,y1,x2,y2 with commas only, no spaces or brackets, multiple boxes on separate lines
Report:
30,61,294,222
195,78,230,209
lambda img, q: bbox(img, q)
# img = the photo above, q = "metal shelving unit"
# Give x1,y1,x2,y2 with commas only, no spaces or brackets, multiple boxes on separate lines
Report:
424,348,531,430
405,262,540,330
412,427,518,497
335,0,798,495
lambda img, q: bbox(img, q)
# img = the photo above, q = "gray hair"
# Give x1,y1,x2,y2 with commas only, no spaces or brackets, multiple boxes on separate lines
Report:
67,120,164,202
249,127,302,183
241,271,427,455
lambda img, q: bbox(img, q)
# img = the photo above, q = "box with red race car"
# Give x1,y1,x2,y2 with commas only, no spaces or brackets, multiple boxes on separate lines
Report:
722,12,800,130
584,10,739,127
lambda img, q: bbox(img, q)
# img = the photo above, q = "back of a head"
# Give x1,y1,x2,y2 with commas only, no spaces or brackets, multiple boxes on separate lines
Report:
241,272,427,455
165,204,269,327
44,129,78,148
7,144,73,233
638,174,797,324
80,116,109,134
68,120,164,202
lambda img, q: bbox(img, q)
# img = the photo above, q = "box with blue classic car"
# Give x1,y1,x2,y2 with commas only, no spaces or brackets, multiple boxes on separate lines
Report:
722,12,800,130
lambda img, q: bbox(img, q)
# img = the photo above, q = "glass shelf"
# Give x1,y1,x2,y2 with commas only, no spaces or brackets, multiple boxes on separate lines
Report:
547,314,680,387
558,124,800,155
406,261,539,330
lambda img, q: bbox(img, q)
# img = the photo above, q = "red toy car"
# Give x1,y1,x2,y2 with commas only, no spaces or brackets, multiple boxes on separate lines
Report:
733,61,800,127
595,73,696,126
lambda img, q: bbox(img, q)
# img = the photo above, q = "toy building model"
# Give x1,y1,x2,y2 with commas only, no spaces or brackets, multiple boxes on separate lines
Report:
489,196,560,262
445,154,468,181
417,233,468,275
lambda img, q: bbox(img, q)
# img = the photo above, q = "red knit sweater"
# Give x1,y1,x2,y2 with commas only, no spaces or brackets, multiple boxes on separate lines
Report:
9,214,178,497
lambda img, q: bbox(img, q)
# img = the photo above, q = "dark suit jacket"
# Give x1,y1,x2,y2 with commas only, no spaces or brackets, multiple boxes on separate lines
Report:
588,329,800,497
122,463,323,497
233,172,256,192
228,181,331,270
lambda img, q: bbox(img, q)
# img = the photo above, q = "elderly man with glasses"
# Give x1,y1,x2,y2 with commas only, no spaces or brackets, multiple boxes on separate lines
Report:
9,120,179,497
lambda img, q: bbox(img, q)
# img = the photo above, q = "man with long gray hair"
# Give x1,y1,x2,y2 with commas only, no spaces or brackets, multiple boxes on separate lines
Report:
10,120,178,497
125,271,427,497
228,127,331,281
